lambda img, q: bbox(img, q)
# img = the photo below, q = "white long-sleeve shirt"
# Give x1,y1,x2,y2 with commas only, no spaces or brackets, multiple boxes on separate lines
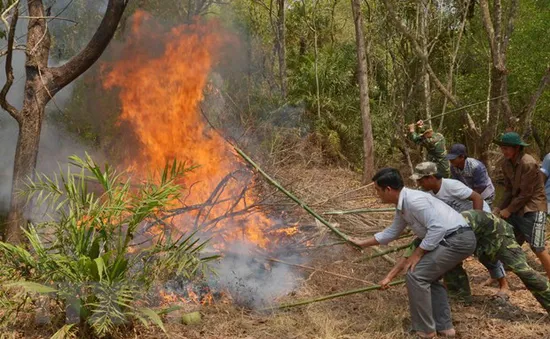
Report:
374,187,469,251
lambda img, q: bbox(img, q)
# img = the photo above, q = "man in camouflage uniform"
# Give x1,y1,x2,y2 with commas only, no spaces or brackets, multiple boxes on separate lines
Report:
408,120,450,178
380,210,550,313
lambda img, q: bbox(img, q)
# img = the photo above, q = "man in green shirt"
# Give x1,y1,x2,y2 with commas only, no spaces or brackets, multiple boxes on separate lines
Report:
408,120,450,178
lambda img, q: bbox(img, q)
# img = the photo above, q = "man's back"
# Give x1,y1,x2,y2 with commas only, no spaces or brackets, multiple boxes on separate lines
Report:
432,178,491,213
451,157,495,202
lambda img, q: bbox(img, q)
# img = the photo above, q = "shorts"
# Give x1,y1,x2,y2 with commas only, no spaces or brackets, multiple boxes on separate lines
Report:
507,211,547,253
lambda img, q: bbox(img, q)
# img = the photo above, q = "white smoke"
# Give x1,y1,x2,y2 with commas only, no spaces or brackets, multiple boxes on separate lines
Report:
209,241,302,309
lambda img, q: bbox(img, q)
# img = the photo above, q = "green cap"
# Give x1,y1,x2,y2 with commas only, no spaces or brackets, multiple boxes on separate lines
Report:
494,132,529,147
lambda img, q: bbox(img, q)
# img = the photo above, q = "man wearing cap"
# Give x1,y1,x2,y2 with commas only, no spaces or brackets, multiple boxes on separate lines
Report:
494,132,550,279
447,144,496,205
349,168,475,338
408,120,450,178
411,162,509,301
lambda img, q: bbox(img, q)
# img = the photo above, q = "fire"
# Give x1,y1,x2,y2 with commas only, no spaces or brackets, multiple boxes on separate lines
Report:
102,12,284,249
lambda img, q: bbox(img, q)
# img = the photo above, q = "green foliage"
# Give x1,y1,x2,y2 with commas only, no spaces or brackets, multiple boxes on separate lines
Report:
0,155,217,337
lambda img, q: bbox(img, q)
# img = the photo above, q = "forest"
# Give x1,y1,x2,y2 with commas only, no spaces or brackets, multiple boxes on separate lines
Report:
0,0,549,337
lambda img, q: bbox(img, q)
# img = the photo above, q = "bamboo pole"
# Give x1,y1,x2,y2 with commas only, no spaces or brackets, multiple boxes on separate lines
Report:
324,207,396,215
234,147,353,244
266,257,373,284
264,279,406,310
355,242,412,263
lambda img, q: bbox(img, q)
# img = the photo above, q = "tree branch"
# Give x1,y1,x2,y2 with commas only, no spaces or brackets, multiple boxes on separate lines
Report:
0,4,21,122
48,0,128,94
382,0,479,135
522,66,550,139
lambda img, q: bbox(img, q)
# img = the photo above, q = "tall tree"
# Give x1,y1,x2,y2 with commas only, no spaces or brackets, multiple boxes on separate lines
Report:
0,0,129,243
351,0,374,183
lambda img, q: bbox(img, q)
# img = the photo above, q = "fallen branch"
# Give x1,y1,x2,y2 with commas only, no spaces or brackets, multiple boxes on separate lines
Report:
266,257,373,284
264,279,406,310
324,207,395,215
235,147,354,245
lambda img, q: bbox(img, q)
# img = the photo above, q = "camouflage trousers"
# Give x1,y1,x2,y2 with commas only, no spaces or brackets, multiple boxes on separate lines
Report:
445,237,550,313
495,238,550,313
443,262,472,303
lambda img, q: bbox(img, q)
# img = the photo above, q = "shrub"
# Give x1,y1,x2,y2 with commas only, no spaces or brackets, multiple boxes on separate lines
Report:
0,155,217,337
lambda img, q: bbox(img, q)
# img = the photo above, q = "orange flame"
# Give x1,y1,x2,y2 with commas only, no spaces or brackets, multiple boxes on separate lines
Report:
102,11,291,249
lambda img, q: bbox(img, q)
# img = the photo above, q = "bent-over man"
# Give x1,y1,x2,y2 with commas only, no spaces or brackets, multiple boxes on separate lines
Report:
411,162,508,302
349,168,475,338
380,211,550,315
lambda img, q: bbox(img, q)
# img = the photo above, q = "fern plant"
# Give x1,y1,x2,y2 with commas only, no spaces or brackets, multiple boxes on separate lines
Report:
0,154,218,337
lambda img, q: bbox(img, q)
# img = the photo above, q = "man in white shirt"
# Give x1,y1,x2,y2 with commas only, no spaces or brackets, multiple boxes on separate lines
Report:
349,168,476,338
412,162,509,300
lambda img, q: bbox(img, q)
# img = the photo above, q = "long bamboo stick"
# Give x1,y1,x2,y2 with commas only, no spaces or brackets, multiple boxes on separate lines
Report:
324,207,396,215
264,279,406,310
266,257,373,284
355,242,412,263
234,147,353,244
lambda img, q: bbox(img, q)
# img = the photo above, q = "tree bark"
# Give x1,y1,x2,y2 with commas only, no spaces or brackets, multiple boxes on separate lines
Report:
1,0,128,243
351,0,375,184
276,0,287,99
478,0,518,165
419,0,431,127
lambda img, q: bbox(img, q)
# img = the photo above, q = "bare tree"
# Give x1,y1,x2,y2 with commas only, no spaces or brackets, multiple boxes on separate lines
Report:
478,0,518,153
0,0,129,243
351,0,374,183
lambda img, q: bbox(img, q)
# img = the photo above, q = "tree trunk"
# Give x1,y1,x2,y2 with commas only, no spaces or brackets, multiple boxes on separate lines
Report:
276,0,287,99
419,0,431,127
5,110,44,243
351,0,375,184
1,0,127,243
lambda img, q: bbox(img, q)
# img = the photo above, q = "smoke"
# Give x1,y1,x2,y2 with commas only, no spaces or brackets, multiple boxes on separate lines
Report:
210,241,301,309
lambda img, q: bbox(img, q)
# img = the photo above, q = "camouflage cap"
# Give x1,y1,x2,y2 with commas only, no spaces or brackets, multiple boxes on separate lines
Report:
410,162,438,180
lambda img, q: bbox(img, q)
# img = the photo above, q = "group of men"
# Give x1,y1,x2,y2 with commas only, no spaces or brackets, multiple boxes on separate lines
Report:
348,122,550,338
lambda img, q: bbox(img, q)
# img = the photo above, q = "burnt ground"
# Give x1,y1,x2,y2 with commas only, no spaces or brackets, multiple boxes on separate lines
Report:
3,165,550,338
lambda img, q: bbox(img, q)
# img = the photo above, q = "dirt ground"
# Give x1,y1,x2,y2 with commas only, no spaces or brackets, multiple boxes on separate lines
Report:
4,165,550,338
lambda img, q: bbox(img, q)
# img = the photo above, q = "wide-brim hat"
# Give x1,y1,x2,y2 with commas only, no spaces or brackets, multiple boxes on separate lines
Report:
493,132,529,147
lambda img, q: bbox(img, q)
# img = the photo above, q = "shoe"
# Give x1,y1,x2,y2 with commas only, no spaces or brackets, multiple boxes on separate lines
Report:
437,328,456,337
416,331,436,338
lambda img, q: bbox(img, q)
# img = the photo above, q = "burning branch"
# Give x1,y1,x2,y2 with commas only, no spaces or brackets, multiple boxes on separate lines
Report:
235,147,355,246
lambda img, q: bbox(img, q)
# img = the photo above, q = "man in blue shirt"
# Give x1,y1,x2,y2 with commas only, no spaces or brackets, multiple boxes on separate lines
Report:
349,168,476,338
447,144,495,205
